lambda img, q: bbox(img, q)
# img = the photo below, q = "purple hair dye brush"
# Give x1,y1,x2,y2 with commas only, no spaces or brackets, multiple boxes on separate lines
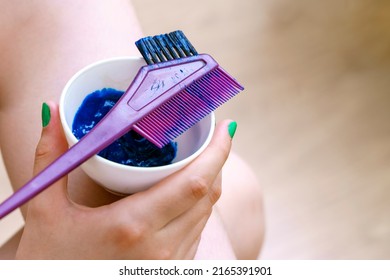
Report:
0,30,243,219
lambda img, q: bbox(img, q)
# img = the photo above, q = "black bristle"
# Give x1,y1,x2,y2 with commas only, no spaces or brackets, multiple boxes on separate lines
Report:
144,38,161,64
167,32,186,58
154,35,174,61
135,38,153,65
179,31,198,56
135,30,198,64
163,33,181,60
169,30,198,57
148,37,166,63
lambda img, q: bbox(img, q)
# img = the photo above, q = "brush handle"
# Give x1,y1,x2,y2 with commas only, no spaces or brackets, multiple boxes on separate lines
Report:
0,55,218,219
0,99,136,219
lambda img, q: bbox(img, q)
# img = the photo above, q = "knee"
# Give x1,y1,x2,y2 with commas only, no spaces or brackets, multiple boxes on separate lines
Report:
219,152,265,259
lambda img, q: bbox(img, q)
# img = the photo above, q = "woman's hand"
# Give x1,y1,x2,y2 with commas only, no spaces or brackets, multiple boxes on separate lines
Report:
16,102,234,259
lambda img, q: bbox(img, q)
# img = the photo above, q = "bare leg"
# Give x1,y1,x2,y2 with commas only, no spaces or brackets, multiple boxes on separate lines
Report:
218,152,264,259
0,0,142,259
0,0,143,214
0,0,263,259
196,152,264,259
1,156,264,260
195,208,236,259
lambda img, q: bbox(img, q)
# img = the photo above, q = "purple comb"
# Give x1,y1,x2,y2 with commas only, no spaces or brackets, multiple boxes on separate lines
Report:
133,30,243,146
133,58,242,147
0,31,243,219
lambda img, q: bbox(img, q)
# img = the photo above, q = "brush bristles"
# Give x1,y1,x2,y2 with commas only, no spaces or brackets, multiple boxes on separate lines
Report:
133,67,244,148
136,30,198,65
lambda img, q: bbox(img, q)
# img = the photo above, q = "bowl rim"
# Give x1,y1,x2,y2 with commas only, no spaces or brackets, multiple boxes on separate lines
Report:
59,56,215,172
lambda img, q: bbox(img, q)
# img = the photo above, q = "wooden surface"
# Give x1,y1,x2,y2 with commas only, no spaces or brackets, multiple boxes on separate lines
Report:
1,0,390,259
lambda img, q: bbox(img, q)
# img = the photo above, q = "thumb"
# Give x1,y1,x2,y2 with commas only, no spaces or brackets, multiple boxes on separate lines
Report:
31,102,69,207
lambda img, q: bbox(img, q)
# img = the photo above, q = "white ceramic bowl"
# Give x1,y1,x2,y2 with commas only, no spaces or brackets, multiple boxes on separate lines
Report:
59,57,215,194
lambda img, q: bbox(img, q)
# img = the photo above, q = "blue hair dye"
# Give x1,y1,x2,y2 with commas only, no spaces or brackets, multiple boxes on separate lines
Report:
72,88,177,167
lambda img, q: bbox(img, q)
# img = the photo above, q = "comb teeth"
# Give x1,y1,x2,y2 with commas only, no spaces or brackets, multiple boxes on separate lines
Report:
132,67,244,147
136,30,198,65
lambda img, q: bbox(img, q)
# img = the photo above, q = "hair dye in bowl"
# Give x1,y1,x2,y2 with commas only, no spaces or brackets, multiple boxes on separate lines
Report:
72,88,177,167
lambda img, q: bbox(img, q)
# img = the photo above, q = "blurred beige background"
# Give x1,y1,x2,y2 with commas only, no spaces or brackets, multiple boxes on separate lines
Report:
1,0,390,259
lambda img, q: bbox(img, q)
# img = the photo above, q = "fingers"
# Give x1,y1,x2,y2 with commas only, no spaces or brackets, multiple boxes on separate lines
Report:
33,102,67,174
152,120,234,225
158,173,222,257
30,102,70,211
115,119,236,228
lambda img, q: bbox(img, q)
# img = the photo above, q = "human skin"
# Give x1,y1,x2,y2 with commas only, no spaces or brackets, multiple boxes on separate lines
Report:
15,102,234,259
0,0,263,259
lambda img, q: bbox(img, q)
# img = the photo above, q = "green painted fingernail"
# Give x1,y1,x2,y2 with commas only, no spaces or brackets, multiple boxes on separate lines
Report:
228,121,237,139
41,102,51,127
